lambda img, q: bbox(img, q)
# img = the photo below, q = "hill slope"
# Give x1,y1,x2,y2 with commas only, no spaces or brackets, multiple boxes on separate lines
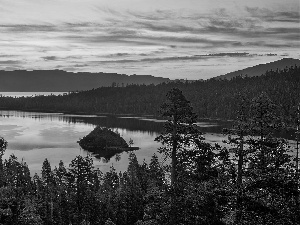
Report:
0,70,171,92
1,65,299,123
216,58,300,80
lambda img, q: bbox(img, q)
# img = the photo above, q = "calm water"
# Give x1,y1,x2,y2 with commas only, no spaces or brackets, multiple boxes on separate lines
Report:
0,92,67,98
1,110,297,175
0,110,229,175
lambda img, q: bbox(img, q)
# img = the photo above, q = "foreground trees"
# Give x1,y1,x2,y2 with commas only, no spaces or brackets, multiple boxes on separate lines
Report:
154,88,226,224
223,92,299,224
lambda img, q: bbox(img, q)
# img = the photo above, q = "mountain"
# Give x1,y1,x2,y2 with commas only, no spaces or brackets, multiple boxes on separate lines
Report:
216,58,300,80
0,70,171,92
1,65,299,122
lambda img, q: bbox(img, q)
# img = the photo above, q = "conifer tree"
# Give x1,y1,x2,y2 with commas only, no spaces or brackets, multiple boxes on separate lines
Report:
223,93,251,224
155,87,198,186
243,92,292,223
68,155,95,223
18,199,42,225
155,88,202,224
247,92,290,177
0,137,7,187
41,159,54,225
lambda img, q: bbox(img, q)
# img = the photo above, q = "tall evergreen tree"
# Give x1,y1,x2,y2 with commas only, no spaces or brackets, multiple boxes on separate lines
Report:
155,87,198,186
243,92,293,224
155,88,204,224
0,137,7,188
68,155,95,224
41,159,55,225
223,93,251,224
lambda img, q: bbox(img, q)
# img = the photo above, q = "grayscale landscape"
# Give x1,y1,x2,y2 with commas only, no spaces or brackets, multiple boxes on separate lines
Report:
0,0,299,224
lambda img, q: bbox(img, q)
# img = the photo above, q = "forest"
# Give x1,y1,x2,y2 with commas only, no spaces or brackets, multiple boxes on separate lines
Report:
0,87,299,225
0,65,299,125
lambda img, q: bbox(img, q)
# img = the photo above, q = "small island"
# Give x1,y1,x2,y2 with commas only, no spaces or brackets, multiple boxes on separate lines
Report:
78,126,139,158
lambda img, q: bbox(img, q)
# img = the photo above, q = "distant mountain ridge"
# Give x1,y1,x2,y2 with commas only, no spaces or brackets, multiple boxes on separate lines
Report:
216,58,300,80
0,70,171,92
1,58,300,92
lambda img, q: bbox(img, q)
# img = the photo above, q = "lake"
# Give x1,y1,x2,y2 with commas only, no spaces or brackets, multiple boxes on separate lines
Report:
0,110,297,175
0,92,67,98
0,110,232,175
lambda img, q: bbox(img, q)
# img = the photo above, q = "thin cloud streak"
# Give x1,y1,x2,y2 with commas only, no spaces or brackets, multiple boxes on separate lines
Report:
91,53,278,64
0,60,21,65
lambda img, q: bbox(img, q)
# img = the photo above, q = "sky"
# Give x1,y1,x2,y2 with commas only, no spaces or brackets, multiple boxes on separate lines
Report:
0,0,299,79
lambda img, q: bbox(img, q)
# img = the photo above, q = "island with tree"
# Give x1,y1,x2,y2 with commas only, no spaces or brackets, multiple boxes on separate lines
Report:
78,126,139,159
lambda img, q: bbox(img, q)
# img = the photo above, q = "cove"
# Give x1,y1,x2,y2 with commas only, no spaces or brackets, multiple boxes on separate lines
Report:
0,110,229,175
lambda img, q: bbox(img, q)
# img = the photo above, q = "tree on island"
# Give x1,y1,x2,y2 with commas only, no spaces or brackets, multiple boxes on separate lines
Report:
129,138,134,147
78,127,128,150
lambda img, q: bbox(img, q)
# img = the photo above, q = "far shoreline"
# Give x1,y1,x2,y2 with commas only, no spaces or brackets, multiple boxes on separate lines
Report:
0,107,233,123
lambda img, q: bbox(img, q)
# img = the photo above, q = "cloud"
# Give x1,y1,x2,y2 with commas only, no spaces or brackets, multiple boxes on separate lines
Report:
107,28,140,37
207,53,250,57
62,34,158,46
135,21,200,34
1,4,297,54
128,9,178,21
245,7,300,23
93,52,265,64
276,11,300,22
0,24,57,33
42,56,58,61
0,60,21,65
201,16,299,43
73,64,88,68
0,54,19,58
2,66,22,71
144,36,243,48
107,53,131,57
0,1,298,79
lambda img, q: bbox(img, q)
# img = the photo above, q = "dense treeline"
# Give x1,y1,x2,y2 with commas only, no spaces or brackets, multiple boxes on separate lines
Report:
0,88,299,224
0,66,299,123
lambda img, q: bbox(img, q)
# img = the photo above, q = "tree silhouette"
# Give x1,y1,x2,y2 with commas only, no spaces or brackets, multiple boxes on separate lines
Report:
155,88,202,224
0,137,7,188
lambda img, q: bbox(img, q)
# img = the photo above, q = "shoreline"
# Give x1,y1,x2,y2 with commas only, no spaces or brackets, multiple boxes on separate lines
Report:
0,107,232,122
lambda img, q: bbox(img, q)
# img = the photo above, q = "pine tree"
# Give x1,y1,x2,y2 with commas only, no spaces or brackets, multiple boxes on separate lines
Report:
42,159,54,185
155,87,198,186
68,155,95,224
0,137,7,187
155,88,202,224
125,153,144,224
18,199,42,225
247,92,290,180
242,92,293,224
148,154,164,187
41,159,55,225
223,93,251,224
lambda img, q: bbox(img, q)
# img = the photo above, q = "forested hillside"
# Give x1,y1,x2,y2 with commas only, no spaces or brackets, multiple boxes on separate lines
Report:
216,58,300,80
0,66,299,122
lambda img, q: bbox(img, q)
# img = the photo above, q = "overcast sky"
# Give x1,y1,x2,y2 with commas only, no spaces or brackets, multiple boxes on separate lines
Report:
0,0,299,79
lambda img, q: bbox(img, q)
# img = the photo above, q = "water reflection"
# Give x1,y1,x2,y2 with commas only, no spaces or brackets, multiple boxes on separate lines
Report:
0,110,164,174
0,110,237,175
1,110,298,175
0,110,234,135
98,150,123,162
